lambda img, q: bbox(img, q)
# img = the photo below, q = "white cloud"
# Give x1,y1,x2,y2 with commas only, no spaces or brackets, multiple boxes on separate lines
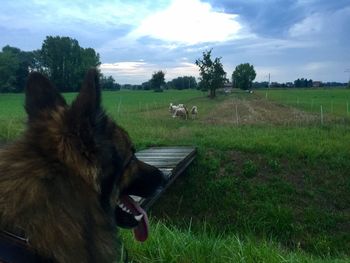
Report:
100,61,199,84
289,13,323,37
129,0,244,45
164,62,199,79
303,61,330,71
100,62,152,76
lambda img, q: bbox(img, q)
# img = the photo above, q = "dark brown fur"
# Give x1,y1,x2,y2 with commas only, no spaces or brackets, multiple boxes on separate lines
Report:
0,69,164,262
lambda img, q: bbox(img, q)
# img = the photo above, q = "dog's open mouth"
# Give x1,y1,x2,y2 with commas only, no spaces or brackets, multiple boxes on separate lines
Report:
115,195,149,242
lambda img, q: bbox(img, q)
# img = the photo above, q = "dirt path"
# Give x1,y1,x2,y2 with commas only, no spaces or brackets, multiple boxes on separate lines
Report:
202,96,328,125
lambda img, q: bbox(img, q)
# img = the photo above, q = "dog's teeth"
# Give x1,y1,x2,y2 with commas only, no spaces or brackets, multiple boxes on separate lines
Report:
129,195,142,202
118,203,133,214
119,204,127,211
134,214,143,221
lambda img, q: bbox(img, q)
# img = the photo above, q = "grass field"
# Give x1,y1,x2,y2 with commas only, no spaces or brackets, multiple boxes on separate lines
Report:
256,88,350,117
0,88,349,262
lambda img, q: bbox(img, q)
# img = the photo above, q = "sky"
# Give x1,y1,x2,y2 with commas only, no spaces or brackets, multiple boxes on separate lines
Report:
1,0,349,84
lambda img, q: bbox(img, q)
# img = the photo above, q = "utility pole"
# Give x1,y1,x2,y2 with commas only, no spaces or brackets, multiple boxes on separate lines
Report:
266,73,271,88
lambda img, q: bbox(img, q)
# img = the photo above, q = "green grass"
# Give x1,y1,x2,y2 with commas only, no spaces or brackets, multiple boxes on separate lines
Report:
121,221,348,263
0,89,349,262
256,88,350,117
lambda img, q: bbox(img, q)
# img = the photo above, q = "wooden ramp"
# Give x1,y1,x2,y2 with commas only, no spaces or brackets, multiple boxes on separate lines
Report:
135,146,196,210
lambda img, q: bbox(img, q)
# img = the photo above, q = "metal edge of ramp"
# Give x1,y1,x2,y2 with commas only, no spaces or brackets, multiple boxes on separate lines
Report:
136,147,197,210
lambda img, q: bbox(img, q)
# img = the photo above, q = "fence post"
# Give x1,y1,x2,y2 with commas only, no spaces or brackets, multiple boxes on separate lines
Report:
117,99,122,115
320,105,324,125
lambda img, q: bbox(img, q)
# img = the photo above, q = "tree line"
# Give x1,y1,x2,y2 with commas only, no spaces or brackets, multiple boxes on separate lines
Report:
0,36,200,93
2,37,347,95
0,36,255,96
0,36,107,93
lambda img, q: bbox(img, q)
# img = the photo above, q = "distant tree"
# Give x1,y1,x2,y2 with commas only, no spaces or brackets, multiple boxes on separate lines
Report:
150,70,165,92
294,78,313,88
252,81,269,88
100,75,120,90
40,36,100,91
0,45,35,92
0,48,19,92
141,80,152,90
232,63,256,90
195,49,226,98
168,76,197,90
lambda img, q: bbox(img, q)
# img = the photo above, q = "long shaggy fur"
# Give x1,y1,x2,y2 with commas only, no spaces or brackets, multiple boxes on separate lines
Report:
0,69,164,262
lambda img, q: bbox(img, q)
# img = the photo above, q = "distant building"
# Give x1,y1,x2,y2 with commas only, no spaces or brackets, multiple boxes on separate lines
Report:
223,82,233,93
224,82,233,89
313,81,322,87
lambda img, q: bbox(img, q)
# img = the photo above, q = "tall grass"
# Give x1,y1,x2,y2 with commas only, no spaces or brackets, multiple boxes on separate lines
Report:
121,220,348,263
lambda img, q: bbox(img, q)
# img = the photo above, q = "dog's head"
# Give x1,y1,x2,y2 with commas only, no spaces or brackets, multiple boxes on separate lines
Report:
25,69,165,241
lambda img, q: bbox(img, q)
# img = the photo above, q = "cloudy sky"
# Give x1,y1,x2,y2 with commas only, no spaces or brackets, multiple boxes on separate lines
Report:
1,0,349,84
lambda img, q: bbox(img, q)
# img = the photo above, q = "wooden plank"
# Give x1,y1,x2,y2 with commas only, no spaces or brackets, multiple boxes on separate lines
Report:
137,146,196,210
136,157,185,162
136,148,194,154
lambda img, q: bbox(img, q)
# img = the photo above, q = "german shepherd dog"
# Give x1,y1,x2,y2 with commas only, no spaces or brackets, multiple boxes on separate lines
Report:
0,69,165,262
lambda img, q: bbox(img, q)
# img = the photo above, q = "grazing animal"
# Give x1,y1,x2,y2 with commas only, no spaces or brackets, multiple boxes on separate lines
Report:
190,106,198,119
169,103,183,114
0,69,165,263
172,106,189,119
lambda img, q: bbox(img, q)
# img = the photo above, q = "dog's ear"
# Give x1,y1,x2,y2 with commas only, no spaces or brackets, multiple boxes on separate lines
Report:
70,68,101,122
25,72,66,121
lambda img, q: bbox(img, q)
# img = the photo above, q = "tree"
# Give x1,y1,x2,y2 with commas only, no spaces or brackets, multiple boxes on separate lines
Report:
150,71,165,92
195,49,226,98
40,36,100,91
0,48,19,92
294,78,313,88
167,76,197,90
0,45,35,92
100,75,120,90
232,63,256,90
141,80,152,90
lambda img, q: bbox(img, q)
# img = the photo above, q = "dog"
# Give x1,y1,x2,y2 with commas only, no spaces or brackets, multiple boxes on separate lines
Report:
190,106,198,119
0,69,165,262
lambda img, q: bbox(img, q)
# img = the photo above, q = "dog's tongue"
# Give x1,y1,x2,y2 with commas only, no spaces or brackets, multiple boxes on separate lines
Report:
120,195,149,242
